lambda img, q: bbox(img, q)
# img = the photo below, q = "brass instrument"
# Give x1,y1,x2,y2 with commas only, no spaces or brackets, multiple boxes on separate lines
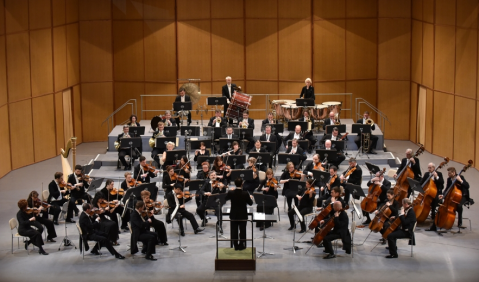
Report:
115,133,130,150
334,113,341,125
366,118,374,126
216,117,221,124
306,115,312,131
149,131,163,148
241,120,248,128
362,133,371,153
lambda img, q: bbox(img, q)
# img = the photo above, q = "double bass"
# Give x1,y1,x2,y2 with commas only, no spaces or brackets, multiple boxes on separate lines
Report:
393,145,425,205
360,168,386,213
412,157,449,223
435,160,473,230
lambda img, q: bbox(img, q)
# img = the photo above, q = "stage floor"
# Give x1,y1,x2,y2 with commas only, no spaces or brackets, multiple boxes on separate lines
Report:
0,141,478,282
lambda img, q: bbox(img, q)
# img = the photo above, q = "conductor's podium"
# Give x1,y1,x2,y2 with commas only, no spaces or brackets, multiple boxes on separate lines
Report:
215,247,256,271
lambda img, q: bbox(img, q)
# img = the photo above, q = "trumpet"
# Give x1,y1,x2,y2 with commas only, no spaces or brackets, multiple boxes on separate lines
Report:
216,117,221,123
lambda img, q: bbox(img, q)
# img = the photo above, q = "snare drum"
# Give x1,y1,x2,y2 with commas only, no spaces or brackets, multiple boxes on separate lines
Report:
310,104,328,120
282,104,303,120
322,101,342,115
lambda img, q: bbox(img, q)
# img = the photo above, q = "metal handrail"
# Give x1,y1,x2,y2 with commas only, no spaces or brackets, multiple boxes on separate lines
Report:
355,98,391,136
101,99,137,134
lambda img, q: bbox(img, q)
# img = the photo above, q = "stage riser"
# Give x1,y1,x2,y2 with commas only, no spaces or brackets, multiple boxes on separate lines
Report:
215,259,256,271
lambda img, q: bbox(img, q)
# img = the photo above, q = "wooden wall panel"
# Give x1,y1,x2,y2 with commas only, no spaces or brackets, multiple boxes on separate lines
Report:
211,19,244,81
378,80,410,140
278,82,305,95
455,28,477,99
0,105,11,178
30,29,54,97
423,0,434,23
177,0,210,20
144,83,179,119
6,32,31,103
80,0,111,20
346,19,377,80
177,20,211,81
454,96,476,164
313,0,345,20
434,25,455,93
314,20,345,82
410,82,418,143
144,0,175,20
144,21,176,82
378,0,411,18
5,0,29,34
425,88,433,151
66,0,79,24
113,21,144,81
457,0,478,28
67,23,80,87
435,0,455,26
378,19,411,80
52,0,66,27
53,26,68,92
279,20,311,81
432,91,454,158
422,23,434,88
411,20,423,83
72,84,82,144
246,81,278,95
346,80,376,120
476,101,479,168
346,0,377,18
81,82,113,142
278,0,310,19
54,92,64,151
246,0,277,19
113,82,144,125
29,0,51,30
314,81,346,94
245,19,277,80
112,0,144,20
412,0,422,20
9,100,34,169
32,95,56,161
79,21,112,82
0,36,7,106
0,0,5,36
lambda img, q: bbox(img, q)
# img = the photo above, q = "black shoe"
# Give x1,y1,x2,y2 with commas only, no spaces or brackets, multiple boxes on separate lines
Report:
141,250,147,254
74,212,79,217
219,227,224,234
194,227,205,234
368,150,377,154
259,227,264,231
53,221,59,226
180,231,185,237
47,238,56,243
90,250,101,256
362,219,371,225
385,254,398,259
25,241,30,250
39,250,49,255
145,255,157,261
115,253,125,259
201,221,206,227
288,226,294,231
323,250,328,253
425,227,437,232
163,242,169,246
66,219,75,223
299,230,306,233
323,254,336,259
381,239,386,245
385,247,389,250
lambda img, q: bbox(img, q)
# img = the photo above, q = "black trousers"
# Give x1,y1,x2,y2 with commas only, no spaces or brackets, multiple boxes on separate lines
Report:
150,217,168,243
88,231,118,256
118,149,140,168
175,113,191,127
99,218,119,242
171,209,199,232
354,134,378,151
231,220,247,250
20,222,44,248
288,207,310,231
316,193,330,207
70,193,90,213
196,203,222,228
35,216,57,240
362,211,371,221
138,231,157,257
387,229,410,256
109,207,129,229
50,198,74,221
256,205,274,228
151,147,165,167
285,196,299,211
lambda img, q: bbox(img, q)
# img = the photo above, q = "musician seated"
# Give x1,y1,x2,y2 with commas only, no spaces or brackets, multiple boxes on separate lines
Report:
316,169,341,208
320,127,343,146
100,179,129,232
67,165,92,210
221,127,239,153
196,171,227,231
174,87,192,127
423,162,445,232
340,158,362,203
17,199,49,255
163,165,181,195
249,140,268,172
208,110,227,127
299,110,315,126
260,124,278,143
386,198,416,259
321,201,351,259
304,154,325,178
48,172,75,224
121,172,135,190
130,201,158,260
300,78,315,100
127,114,140,127
323,140,346,168
353,111,378,154
168,184,204,236
285,139,307,163
298,111,317,150
284,125,303,149
140,190,168,246
362,171,391,225
288,179,316,233
117,125,141,171
79,203,125,259
393,148,422,197
27,191,57,242
162,110,177,128
151,121,166,166
375,189,400,244
238,110,255,151
261,112,275,126
323,111,340,130
178,156,191,187
160,142,176,168
194,141,210,162
91,192,120,245
135,156,160,183
256,168,279,230
280,162,303,211
223,141,244,169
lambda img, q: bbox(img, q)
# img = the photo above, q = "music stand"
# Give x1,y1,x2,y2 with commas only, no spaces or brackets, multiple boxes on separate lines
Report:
219,138,239,153
269,123,284,134
203,126,223,139
288,121,308,132
352,124,371,157
287,140,309,152
225,155,246,169
140,182,159,201
248,152,271,168
82,164,93,175
188,180,206,194
252,193,277,240
316,149,338,164
284,202,303,253
260,141,276,154
120,137,141,168
311,170,330,191
207,97,227,107
162,126,177,137
296,98,315,107
229,169,254,181
253,212,277,258
287,180,306,198
325,124,346,134
278,153,300,165
180,126,201,136
155,136,176,148
129,126,145,137
344,183,365,200
365,162,380,175
169,202,186,253
234,128,254,139
407,177,424,195
173,102,192,125
166,150,187,166
190,139,212,150
331,140,345,151
196,156,216,169
205,193,228,238
87,178,104,195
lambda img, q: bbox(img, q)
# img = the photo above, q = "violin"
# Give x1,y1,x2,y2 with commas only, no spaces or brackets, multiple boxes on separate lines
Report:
170,173,178,181
25,207,40,215
127,179,141,187
33,199,50,209
219,163,231,173
290,170,302,179
212,180,224,190
142,163,157,173
340,166,356,184
87,208,102,217
110,188,125,196
59,180,74,189
266,178,278,188
99,199,117,209
304,185,316,197
177,191,193,199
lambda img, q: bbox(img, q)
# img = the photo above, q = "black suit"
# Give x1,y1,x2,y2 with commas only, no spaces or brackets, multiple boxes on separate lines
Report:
162,118,177,127
320,133,343,147
130,210,157,256
342,165,362,203
208,116,227,127
79,212,119,256
174,95,192,125
316,175,341,207
117,133,141,168
196,180,227,225
225,188,253,250
220,133,239,153
67,173,91,212
99,187,129,230
134,164,157,184
323,210,351,255
446,175,469,226
397,157,422,196
47,180,74,222
354,119,378,152
387,208,416,256
323,118,340,130
287,187,315,231
300,86,315,100
222,83,237,117
238,118,255,150
285,146,307,162
362,179,392,221
166,192,199,232
420,171,444,220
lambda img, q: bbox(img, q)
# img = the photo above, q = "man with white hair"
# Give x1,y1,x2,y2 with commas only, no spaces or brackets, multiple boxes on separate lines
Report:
222,76,237,117
323,139,345,167
394,148,422,197
323,111,340,130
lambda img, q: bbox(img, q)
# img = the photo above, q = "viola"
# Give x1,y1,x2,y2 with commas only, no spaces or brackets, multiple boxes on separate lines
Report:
393,145,425,205
361,168,386,213
170,173,178,181
25,207,40,215
87,208,102,217
110,188,125,196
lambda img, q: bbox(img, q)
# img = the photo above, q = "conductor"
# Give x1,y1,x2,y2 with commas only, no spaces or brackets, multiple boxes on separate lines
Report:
225,178,253,251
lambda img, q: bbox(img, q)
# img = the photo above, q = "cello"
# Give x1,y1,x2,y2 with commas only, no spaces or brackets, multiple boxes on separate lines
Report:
393,145,425,205
312,207,347,246
369,192,399,233
412,157,449,223
435,160,473,230
361,168,386,213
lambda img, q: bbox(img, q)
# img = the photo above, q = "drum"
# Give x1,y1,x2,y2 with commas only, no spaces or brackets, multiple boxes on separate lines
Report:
226,104,244,120
231,92,252,108
282,104,303,120
150,115,162,131
271,100,294,119
310,104,328,120
322,101,342,115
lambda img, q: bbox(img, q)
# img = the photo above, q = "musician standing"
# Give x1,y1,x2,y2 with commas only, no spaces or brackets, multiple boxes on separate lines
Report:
321,201,351,259
151,121,165,166
340,158,362,203
394,148,422,196
222,76,237,117
226,178,254,251
130,201,158,260
175,88,192,127
208,110,226,127
48,172,75,224
288,179,316,233
354,111,378,154
117,125,141,171
386,198,416,258
280,162,303,211
134,156,159,183
299,78,315,100
423,163,445,232
362,171,391,225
